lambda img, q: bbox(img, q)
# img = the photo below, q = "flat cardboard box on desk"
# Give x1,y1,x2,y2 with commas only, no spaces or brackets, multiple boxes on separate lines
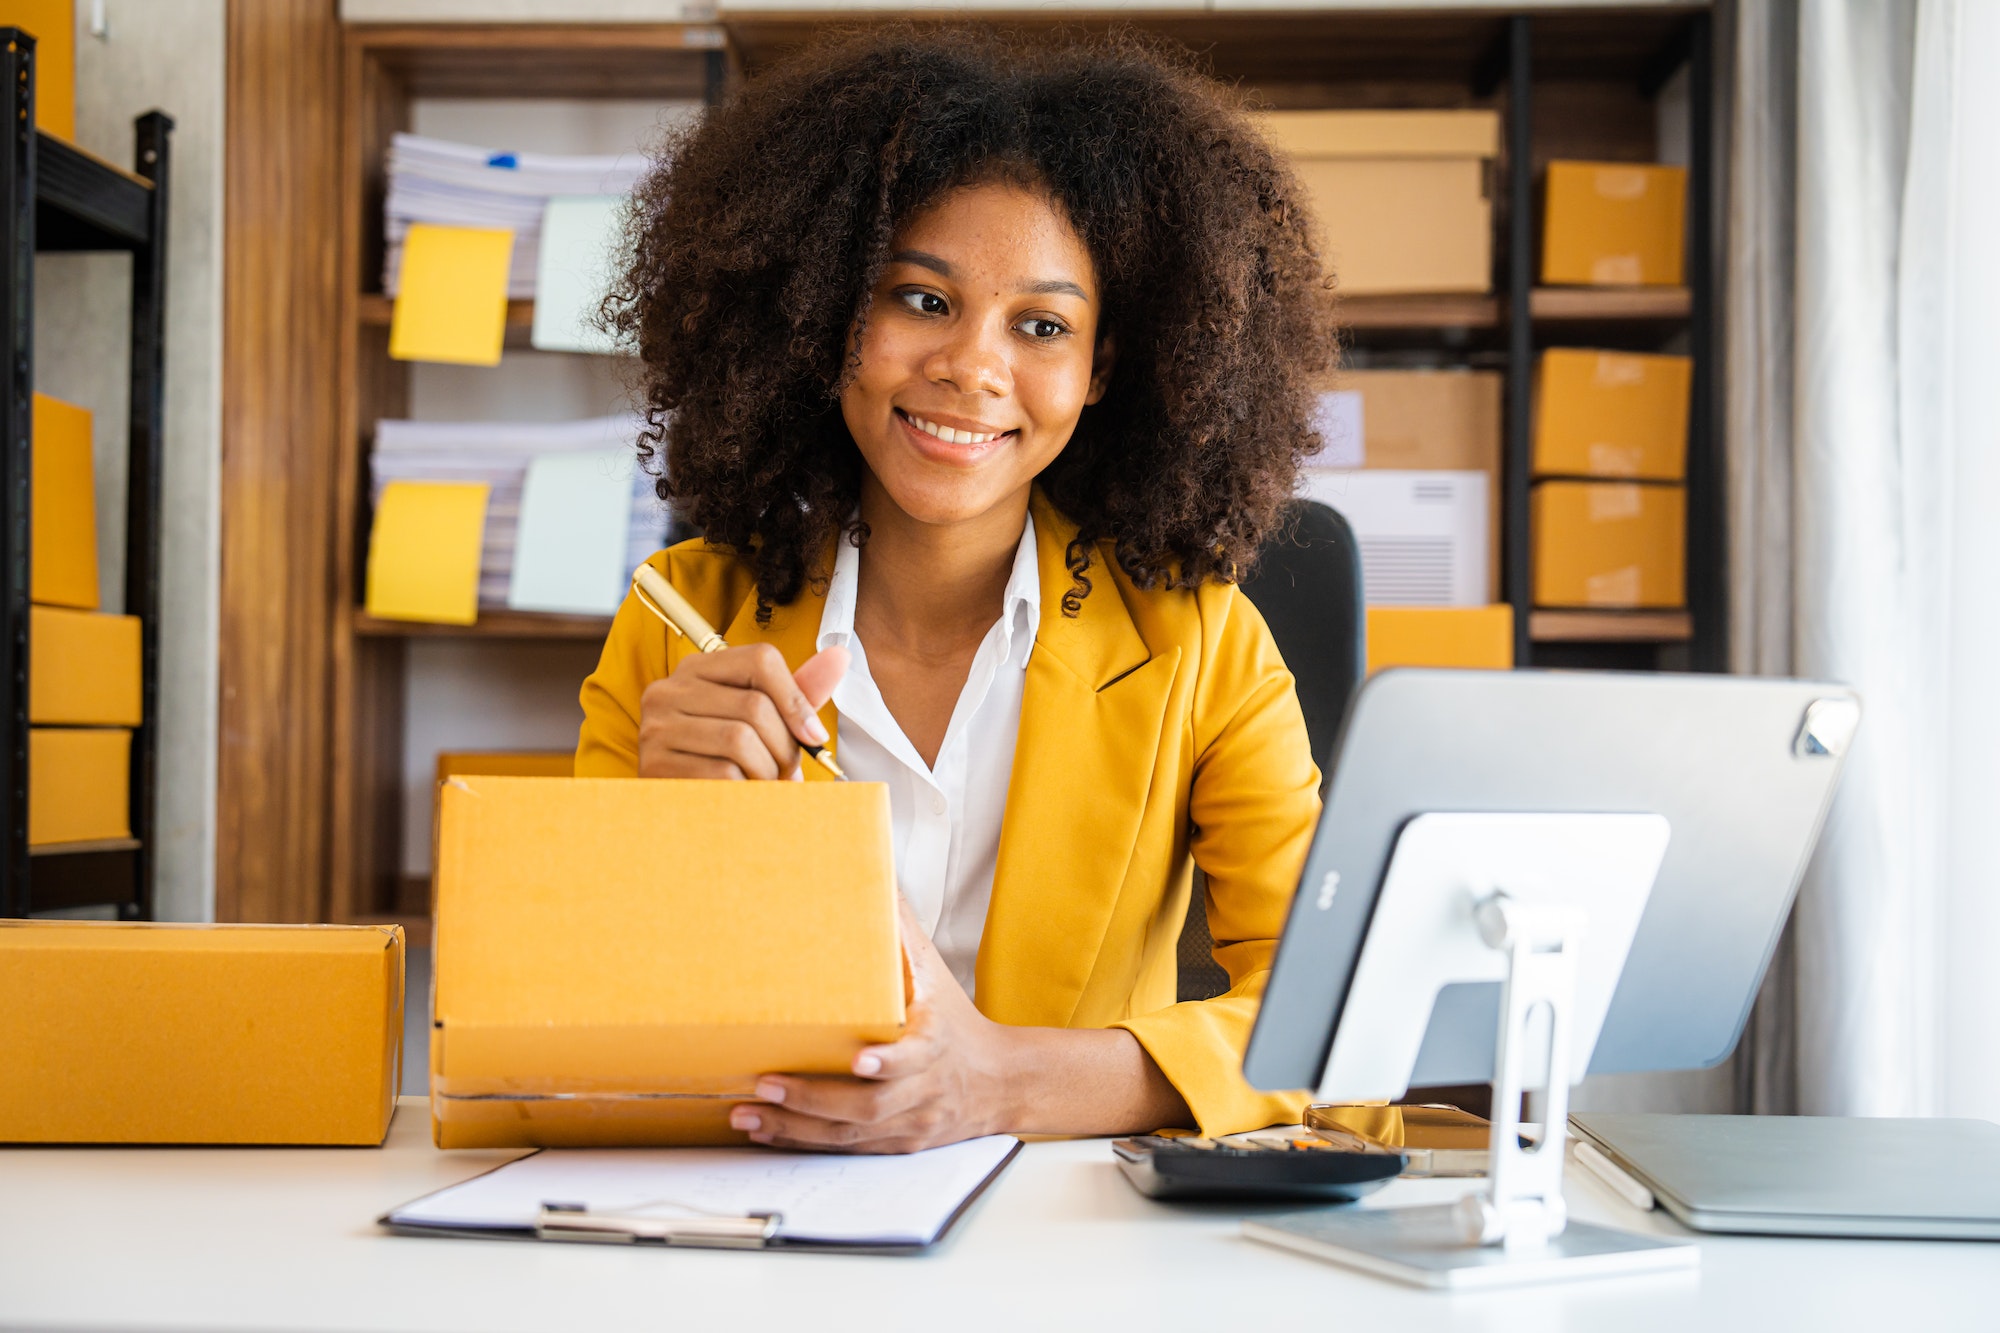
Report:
1533,348,1691,481
1260,110,1498,295
432,776,906,1148
1532,480,1687,609
0,921,403,1144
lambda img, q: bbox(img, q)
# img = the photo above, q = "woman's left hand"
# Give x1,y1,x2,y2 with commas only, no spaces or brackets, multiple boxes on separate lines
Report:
730,899,1017,1154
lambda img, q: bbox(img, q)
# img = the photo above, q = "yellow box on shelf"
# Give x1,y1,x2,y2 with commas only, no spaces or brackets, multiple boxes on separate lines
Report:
1,1,75,140
31,392,97,610
1259,110,1499,295
0,921,403,1145
29,606,140,725
1367,606,1514,675
1533,348,1691,481
1541,160,1687,287
431,776,905,1148
27,726,128,846
1532,481,1686,609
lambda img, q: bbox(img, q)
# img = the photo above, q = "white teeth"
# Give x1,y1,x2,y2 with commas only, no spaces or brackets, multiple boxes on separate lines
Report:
907,413,1003,446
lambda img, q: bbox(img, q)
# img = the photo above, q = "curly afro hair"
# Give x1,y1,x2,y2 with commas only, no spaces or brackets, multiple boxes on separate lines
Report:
607,25,1339,616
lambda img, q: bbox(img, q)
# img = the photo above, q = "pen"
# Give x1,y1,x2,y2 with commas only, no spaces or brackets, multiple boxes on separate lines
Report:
1571,1138,1656,1212
631,563,848,781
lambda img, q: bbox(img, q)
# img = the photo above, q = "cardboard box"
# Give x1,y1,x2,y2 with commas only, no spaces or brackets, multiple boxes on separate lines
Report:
432,776,906,1148
0,921,403,1144
1,2,74,140
1533,349,1691,480
1541,160,1686,287
1532,481,1686,609
1367,606,1515,674
434,750,573,784
29,606,141,725
1261,111,1498,295
31,393,97,610
1322,369,1502,473
28,726,128,846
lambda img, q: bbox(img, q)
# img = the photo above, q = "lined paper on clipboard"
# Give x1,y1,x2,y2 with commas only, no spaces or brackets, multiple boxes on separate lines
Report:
384,1136,1020,1251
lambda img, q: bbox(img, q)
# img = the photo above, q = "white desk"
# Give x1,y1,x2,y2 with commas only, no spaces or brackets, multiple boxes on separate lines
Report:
0,1098,1990,1331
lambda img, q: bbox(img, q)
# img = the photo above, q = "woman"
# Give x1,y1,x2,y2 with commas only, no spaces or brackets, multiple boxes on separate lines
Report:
578,28,1339,1152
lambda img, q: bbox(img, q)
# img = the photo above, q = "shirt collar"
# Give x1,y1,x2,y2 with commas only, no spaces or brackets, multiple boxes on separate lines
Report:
818,512,1041,666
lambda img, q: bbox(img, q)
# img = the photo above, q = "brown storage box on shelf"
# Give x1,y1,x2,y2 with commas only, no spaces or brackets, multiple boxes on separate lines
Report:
30,392,98,610
1541,160,1687,287
0,921,403,1144
1533,349,1692,481
27,726,129,846
431,776,906,1148
1366,606,1515,674
1260,111,1499,295
1532,481,1686,609
29,606,142,725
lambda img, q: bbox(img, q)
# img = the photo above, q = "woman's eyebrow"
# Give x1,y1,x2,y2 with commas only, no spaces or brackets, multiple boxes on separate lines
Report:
1022,278,1090,303
888,250,1090,303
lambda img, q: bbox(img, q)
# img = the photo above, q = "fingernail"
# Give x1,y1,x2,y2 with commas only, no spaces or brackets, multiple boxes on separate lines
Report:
731,1107,761,1132
854,1052,883,1076
802,712,830,746
755,1079,786,1104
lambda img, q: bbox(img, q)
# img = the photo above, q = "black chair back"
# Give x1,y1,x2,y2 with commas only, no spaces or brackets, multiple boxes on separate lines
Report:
1177,499,1366,1001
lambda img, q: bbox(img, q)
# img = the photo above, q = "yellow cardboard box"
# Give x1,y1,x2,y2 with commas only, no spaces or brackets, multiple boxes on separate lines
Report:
1541,161,1687,287
1,1,74,140
1367,606,1515,675
29,605,141,725
1532,481,1686,609
1261,111,1499,295
432,776,906,1148
1533,349,1691,480
28,726,128,846
435,750,573,783
0,921,403,1144
31,393,97,610
1333,368,1502,473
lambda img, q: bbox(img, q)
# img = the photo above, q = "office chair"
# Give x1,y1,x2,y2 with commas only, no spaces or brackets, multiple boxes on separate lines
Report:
1176,499,1365,1002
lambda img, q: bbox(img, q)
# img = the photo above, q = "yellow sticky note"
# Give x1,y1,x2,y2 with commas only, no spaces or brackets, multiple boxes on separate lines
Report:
365,481,490,625
389,224,513,366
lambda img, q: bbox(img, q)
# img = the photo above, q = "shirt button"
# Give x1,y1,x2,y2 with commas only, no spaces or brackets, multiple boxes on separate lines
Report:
930,792,947,816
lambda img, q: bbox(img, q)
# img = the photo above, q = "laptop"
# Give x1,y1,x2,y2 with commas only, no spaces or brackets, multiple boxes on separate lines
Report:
1571,1113,2000,1241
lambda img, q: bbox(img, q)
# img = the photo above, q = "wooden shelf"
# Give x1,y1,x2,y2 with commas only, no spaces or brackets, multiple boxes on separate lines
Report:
1529,286,1691,322
29,837,143,858
356,293,533,328
1529,609,1692,643
1341,293,1499,329
353,609,612,640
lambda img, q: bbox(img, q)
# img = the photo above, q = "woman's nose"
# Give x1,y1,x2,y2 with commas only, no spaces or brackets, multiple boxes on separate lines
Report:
927,318,1012,397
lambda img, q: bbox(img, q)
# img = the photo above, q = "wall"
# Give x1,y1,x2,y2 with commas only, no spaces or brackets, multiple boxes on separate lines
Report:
34,0,225,922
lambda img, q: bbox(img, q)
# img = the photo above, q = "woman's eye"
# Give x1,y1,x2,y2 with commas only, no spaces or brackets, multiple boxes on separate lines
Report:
1017,317,1069,339
895,289,947,316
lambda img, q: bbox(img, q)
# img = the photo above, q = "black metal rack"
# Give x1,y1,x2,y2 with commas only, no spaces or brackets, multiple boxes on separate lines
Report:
1,28,172,918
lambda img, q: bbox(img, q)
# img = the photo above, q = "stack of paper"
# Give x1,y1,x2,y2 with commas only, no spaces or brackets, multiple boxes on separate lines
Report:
383,133,647,299
370,415,666,612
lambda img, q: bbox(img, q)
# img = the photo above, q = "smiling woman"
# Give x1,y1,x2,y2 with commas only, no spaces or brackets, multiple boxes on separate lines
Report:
577,27,1341,1153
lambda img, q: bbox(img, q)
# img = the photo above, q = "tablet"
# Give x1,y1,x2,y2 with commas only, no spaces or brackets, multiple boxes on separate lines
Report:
1244,669,1857,1092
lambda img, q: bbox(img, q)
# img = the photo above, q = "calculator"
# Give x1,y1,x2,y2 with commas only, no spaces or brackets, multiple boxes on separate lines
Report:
1112,1131,1406,1202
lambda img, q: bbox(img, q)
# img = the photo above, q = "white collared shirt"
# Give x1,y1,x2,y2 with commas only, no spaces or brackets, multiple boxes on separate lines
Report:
816,515,1040,998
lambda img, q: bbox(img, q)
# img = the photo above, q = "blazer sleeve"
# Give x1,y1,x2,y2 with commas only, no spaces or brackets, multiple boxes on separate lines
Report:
1113,585,1322,1135
574,554,677,779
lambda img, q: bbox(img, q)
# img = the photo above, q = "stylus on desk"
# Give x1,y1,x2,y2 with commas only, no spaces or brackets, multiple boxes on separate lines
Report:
1572,1138,1657,1212
631,563,848,781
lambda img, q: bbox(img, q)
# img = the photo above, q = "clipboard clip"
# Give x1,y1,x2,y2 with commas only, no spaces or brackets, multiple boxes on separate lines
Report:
535,1202,782,1249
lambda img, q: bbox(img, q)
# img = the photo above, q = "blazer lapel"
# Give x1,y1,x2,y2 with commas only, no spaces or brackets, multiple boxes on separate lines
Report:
976,494,1178,1025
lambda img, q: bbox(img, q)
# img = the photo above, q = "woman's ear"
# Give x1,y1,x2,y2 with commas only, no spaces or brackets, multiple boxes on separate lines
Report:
1085,333,1117,405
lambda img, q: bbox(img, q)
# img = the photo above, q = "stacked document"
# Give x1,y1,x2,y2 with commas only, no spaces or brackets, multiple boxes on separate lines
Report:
383,134,648,299
370,415,666,613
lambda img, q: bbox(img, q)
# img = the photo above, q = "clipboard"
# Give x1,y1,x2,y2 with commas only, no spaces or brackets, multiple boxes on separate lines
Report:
380,1137,1022,1255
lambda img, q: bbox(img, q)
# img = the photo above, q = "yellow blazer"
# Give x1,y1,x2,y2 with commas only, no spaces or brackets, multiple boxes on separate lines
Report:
576,492,1320,1134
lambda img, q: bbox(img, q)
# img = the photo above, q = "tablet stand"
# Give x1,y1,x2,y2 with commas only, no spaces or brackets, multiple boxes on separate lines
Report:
1243,812,1699,1290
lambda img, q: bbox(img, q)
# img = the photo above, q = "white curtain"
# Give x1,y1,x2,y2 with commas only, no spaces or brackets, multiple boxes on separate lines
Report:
1731,0,2000,1119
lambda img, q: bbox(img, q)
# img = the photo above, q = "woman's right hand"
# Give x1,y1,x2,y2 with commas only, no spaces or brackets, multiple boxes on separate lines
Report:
637,643,849,779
